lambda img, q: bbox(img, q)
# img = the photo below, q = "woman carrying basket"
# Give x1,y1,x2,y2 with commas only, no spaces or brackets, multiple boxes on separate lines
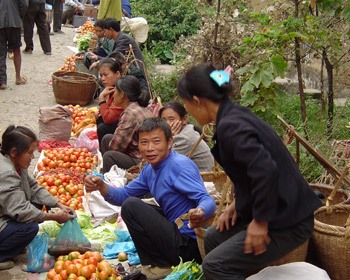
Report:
176,63,322,280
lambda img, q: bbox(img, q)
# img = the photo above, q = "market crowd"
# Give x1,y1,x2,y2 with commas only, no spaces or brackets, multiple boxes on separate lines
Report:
0,1,323,280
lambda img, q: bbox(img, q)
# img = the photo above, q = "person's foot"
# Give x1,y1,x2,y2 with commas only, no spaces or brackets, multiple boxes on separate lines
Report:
139,266,172,280
54,30,65,34
15,75,27,85
23,48,33,54
0,83,7,90
44,52,52,55
49,31,55,35
0,261,14,270
7,52,14,60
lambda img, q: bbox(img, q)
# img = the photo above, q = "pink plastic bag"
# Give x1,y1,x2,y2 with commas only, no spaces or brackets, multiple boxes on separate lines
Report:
75,127,99,153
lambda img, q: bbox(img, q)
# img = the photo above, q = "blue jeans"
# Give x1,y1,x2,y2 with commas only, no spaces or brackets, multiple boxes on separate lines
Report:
0,221,38,262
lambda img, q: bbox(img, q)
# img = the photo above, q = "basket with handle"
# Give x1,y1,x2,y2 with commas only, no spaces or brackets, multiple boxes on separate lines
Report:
310,165,350,280
312,204,350,280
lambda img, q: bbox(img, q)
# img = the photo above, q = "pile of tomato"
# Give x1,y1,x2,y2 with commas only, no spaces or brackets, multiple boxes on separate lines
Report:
46,251,122,280
37,148,98,174
59,54,84,72
66,105,95,134
76,20,95,35
36,148,98,210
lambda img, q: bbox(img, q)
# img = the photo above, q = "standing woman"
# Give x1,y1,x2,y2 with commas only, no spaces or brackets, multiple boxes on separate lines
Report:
177,63,322,280
0,126,75,270
101,75,151,173
159,102,214,172
96,57,124,146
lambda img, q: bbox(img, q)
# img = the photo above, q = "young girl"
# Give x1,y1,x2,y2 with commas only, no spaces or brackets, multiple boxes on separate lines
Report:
100,75,151,173
0,125,74,270
159,102,214,172
96,57,124,146
177,63,322,280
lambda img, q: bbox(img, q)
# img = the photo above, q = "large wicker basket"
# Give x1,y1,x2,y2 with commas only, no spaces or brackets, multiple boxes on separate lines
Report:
312,204,350,280
52,71,97,106
310,183,349,205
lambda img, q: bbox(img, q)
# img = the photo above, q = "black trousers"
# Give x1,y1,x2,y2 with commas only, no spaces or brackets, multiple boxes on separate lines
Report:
100,134,141,173
22,2,51,53
121,197,202,267
202,215,314,280
96,117,118,147
53,0,63,32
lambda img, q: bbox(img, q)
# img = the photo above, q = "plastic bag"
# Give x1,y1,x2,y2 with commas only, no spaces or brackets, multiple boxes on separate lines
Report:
48,218,91,257
75,127,99,153
27,233,55,272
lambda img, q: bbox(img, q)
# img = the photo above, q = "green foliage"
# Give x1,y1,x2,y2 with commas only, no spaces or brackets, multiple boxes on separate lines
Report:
258,92,350,182
130,0,200,63
149,71,180,103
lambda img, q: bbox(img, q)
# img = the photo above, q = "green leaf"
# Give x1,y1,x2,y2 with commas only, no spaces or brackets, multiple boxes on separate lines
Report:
271,55,288,77
241,81,255,93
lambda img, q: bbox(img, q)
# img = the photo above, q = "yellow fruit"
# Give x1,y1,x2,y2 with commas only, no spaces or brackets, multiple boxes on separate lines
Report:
117,252,127,262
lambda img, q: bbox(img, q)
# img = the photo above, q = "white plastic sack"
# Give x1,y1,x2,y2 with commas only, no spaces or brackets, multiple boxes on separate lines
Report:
121,17,149,43
86,191,121,220
84,166,127,220
247,262,330,280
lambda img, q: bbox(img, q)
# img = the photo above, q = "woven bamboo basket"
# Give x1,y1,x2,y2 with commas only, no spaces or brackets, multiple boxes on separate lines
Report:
52,71,97,106
312,204,350,280
310,183,349,205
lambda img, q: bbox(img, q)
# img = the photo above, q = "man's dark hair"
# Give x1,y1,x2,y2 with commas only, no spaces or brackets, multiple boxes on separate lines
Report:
138,118,172,142
103,18,121,32
94,19,105,29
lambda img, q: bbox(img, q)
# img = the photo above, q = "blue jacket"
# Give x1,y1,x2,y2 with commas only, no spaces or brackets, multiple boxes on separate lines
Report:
104,151,216,238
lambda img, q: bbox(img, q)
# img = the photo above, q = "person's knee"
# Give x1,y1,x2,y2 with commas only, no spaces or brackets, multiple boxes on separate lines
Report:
27,222,39,238
121,197,142,217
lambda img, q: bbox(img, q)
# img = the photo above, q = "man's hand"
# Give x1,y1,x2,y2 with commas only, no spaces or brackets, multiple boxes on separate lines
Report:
244,219,271,255
188,208,205,228
84,175,109,196
51,209,74,224
216,200,237,232
89,61,99,70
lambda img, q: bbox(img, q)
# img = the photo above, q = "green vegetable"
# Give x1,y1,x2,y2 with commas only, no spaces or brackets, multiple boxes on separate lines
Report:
39,221,62,238
77,33,93,51
166,257,204,280
76,210,94,229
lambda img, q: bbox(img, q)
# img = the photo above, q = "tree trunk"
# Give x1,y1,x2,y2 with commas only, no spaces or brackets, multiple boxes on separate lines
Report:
323,49,334,138
294,0,308,139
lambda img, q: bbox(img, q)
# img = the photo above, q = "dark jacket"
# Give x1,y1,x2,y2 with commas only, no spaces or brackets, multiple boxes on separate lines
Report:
113,32,144,64
211,98,322,229
0,0,28,28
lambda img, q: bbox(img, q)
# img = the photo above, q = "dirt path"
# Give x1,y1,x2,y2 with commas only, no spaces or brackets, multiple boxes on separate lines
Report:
0,26,80,135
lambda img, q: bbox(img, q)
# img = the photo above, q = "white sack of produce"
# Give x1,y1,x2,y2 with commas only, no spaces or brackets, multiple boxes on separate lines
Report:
247,262,330,280
121,17,149,43
86,191,121,220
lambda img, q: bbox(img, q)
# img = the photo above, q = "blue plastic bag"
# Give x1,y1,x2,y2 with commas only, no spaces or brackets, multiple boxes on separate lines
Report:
27,233,54,272
48,218,91,256
103,230,140,265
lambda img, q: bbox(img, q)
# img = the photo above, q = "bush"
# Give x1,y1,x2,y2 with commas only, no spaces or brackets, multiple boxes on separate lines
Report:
130,0,200,63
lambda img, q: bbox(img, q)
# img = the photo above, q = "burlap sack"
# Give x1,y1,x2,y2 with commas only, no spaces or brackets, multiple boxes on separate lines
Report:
39,105,73,141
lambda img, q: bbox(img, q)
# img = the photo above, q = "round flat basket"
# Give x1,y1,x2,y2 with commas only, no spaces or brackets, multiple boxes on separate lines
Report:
310,183,349,205
312,204,350,280
52,71,97,106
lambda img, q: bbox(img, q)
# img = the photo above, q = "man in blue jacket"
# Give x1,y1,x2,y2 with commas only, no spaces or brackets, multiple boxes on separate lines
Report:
0,0,28,89
85,118,216,280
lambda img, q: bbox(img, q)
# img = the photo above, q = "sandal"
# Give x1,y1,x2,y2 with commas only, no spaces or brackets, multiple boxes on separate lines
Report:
15,75,27,85
0,83,7,90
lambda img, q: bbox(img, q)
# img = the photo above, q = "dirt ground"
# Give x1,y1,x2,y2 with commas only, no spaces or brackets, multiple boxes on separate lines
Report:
0,26,84,135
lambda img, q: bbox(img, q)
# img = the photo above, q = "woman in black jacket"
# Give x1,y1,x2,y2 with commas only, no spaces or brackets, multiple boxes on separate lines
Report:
177,63,322,280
